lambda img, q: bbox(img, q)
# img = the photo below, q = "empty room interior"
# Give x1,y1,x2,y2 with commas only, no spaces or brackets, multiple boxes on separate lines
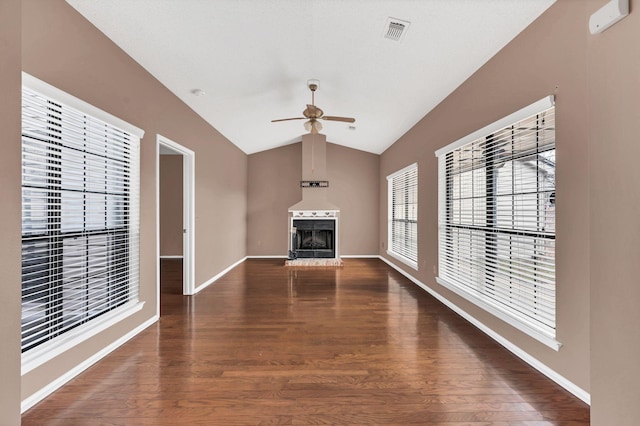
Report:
2,0,639,424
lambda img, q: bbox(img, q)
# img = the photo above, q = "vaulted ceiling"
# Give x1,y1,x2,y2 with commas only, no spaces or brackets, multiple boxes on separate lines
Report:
66,0,555,154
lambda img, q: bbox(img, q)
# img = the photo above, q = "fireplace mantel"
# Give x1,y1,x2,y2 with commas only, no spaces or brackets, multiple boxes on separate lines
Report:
290,210,338,218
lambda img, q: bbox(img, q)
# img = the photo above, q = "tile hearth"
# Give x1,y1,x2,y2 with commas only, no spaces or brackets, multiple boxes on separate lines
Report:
284,258,344,267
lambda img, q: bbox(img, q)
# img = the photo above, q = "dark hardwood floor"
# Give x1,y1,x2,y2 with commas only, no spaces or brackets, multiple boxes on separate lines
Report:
22,258,589,425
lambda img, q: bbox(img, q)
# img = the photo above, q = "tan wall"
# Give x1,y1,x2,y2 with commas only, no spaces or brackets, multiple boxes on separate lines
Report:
160,155,184,257
587,0,640,423
380,0,591,393
21,0,247,403
327,143,379,255
0,0,23,422
247,142,379,256
247,143,302,256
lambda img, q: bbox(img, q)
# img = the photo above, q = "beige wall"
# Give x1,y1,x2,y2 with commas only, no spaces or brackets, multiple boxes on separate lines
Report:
20,0,247,404
247,141,379,256
247,143,302,256
0,0,23,422
380,0,591,393
327,143,379,255
160,155,184,257
587,0,640,423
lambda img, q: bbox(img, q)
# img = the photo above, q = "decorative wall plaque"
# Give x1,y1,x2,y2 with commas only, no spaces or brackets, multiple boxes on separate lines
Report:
300,180,329,188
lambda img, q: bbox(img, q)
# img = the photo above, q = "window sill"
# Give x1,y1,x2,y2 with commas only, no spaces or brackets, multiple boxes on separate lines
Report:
22,301,145,375
436,276,561,351
386,250,418,270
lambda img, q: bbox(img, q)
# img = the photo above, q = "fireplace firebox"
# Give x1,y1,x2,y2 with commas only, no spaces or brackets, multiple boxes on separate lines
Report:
292,219,335,258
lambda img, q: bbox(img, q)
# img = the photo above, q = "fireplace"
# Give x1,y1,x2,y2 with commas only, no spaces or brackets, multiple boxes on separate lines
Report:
292,219,335,258
286,134,341,265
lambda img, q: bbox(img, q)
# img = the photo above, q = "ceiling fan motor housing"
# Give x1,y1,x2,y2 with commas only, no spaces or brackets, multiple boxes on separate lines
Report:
307,79,320,91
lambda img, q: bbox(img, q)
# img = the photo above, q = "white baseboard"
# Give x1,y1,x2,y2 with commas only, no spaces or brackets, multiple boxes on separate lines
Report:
21,315,159,413
246,255,379,259
194,256,248,294
377,255,591,405
160,255,183,259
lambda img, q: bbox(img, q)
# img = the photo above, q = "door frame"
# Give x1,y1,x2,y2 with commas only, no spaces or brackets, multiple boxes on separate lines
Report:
156,135,196,307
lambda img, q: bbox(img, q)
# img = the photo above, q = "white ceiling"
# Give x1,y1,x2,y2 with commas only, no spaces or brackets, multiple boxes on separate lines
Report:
66,0,555,155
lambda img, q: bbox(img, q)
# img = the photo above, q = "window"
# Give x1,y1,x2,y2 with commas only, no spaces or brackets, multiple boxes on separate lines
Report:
387,163,418,269
21,74,143,357
435,97,558,348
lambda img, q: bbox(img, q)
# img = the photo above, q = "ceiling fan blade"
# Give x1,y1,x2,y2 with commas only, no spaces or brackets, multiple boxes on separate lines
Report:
321,116,356,123
271,117,306,122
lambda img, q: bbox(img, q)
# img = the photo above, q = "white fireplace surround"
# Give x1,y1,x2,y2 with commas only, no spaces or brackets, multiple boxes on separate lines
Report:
291,210,338,218
289,210,339,260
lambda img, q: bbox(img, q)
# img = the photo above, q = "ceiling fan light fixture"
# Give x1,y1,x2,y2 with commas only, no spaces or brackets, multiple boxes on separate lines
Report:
304,120,322,134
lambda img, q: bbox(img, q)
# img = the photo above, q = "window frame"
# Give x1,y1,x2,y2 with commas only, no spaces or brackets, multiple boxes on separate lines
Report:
435,96,560,350
387,163,418,270
21,72,145,373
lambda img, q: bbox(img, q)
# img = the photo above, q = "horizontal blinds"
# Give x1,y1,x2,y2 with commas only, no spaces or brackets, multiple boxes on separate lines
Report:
21,86,140,352
389,164,418,264
437,105,556,336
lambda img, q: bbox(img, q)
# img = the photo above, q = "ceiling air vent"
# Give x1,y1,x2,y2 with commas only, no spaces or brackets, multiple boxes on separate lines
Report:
383,17,410,42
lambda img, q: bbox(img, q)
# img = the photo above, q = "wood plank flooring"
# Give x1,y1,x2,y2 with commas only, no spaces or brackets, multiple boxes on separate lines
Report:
22,258,589,425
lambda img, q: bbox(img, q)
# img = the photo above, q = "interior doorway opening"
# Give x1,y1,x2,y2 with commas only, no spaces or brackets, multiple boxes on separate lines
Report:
156,135,195,315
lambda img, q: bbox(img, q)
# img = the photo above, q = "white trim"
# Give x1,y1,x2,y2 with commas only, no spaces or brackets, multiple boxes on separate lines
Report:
434,96,555,157
290,210,339,217
386,162,418,180
436,276,561,350
22,72,144,138
386,249,418,270
160,255,184,259
182,149,196,295
386,162,419,270
21,301,145,375
156,135,196,298
377,255,590,405
290,215,340,260
21,313,157,413
246,255,380,259
194,257,247,294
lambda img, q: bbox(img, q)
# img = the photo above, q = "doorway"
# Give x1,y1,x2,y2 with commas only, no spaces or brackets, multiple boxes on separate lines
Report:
156,135,195,315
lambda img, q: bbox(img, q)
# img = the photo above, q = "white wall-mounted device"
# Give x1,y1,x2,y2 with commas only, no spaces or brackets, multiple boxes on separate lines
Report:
589,0,629,34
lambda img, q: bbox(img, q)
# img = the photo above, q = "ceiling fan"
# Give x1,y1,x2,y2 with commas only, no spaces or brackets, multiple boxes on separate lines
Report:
271,79,355,134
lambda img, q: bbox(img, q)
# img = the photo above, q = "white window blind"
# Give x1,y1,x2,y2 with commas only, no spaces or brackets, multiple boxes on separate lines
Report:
436,97,557,345
387,163,418,268
21,81,141,353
